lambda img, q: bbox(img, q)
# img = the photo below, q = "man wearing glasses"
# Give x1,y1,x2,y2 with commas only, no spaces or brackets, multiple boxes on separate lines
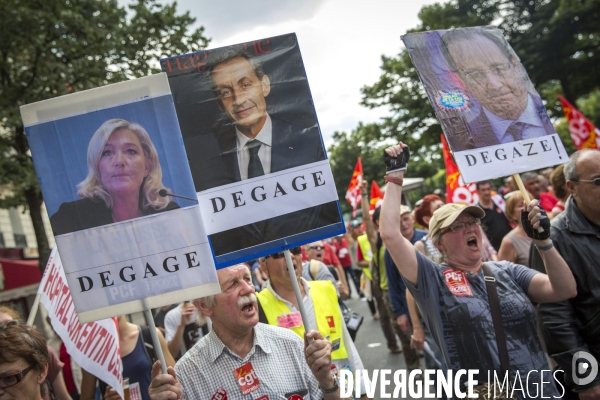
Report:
0,324,49,400
256,248,368,398
440,28,555,151
531,149,600,400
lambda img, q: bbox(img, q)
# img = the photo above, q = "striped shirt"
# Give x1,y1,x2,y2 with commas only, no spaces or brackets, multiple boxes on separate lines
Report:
175,323,323,399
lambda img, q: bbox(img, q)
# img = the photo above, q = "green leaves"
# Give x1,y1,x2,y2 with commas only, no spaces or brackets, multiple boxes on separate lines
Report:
0,0,209,270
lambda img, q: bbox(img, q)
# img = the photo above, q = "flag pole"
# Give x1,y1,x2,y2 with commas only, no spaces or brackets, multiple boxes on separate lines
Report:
142,299,168,374
284,250,312,331
513,173,544,233
26,293,42,326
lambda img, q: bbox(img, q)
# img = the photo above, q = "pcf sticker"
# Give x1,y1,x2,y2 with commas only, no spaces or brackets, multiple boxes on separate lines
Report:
443,269,473,297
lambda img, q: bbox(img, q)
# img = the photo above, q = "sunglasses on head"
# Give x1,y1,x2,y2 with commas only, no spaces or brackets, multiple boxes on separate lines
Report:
308,245,325,251
573,177,600,187
265,247,302,259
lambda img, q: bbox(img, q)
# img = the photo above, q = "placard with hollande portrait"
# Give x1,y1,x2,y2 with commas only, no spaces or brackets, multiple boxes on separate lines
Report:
402,27,567,183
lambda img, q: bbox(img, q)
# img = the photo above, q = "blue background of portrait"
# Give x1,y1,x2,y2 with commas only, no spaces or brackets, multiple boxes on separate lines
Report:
26,95,198,217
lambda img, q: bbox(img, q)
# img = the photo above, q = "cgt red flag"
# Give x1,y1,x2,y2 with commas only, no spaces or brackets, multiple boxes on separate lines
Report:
559,95,599,150
370,180,383,213
345,157,363,217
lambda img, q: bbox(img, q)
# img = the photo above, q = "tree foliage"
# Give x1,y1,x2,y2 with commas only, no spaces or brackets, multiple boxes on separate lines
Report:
329,0,600,200
0,0,210,272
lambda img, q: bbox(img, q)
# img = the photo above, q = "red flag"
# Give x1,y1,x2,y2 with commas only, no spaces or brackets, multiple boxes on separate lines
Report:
345,158,363,217
559,95,599,150
442,134,479,205
370,180,383,212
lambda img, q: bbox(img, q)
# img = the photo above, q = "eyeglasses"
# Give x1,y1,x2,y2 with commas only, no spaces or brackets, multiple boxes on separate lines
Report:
442,218,481,235
265,247,302,260
0,365,34,389
308,245,325,251
463,63,513,84
572,178,600,187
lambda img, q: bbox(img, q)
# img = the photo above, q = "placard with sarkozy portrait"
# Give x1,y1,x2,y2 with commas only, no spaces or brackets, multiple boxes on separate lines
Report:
402,27,567,183
161,33,344,268
21,74,219,323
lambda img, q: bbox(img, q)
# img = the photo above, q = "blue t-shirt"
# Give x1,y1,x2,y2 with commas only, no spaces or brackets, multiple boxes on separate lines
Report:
405,250,559,399
385,229,427,316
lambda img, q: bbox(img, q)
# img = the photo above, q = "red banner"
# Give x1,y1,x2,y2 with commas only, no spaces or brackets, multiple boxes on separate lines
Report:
559,95,599,150
345,158,363,217
370,180,384,212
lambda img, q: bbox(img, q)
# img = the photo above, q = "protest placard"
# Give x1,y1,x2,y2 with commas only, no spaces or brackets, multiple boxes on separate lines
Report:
161,33,344,267
39,247,124,399
21,74,220,322
402,27,568,183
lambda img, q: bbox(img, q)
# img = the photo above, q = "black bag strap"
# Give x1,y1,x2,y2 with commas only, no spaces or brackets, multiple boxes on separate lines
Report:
482,263,511,377
257,298,269,324
139,325,158,364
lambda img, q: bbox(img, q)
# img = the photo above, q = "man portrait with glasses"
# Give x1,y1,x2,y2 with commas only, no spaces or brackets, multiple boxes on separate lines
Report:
0,324,50,400
439,27,556,151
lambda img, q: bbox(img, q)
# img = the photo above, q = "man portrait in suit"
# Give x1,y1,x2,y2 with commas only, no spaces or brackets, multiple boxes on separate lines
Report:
439,28,555,152
204,48,325,185
182,47,340,258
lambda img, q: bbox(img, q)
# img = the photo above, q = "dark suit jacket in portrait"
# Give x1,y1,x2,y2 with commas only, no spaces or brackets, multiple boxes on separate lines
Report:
443,94,555,152
187,116,325,191
50,197,180,236
184,116,341,258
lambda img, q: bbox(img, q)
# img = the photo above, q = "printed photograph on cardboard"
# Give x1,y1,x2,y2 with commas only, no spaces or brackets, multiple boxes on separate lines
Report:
26,95,198,236
162,33,344,263
402,27,556,153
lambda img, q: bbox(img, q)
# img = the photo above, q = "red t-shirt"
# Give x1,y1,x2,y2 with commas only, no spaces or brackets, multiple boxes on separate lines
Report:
321,242,341,266
60,342,77,393
540,191,559,212
333,238,352,268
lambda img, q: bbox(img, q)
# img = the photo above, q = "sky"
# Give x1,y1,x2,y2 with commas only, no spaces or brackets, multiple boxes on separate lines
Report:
124,0,440,146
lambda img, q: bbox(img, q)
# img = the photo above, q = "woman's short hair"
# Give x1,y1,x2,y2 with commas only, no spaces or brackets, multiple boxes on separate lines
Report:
550,164,567,199
0,324,49,374
77,119,171,211
505,191,533,223
414,194,443,228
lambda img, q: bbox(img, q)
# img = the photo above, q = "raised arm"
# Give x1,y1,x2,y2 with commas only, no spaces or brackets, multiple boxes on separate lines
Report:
379,143,419,285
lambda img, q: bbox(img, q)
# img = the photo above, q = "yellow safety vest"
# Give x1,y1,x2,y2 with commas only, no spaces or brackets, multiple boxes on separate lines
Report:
257,280,348,360
357,234,373,280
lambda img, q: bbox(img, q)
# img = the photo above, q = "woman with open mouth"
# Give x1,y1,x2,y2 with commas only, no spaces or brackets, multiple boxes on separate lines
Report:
379,141,576,399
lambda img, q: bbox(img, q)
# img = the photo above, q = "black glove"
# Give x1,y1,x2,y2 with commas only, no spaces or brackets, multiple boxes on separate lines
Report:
383,146,410,173
521,208,551,240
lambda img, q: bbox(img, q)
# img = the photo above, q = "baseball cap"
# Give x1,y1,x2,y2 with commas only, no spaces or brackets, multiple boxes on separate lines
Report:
428,203,485,238
400,205,411,216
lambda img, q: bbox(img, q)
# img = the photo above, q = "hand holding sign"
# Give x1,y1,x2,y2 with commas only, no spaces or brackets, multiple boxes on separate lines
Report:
149,361,183,400
521,199,551,240
304,330,334,390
